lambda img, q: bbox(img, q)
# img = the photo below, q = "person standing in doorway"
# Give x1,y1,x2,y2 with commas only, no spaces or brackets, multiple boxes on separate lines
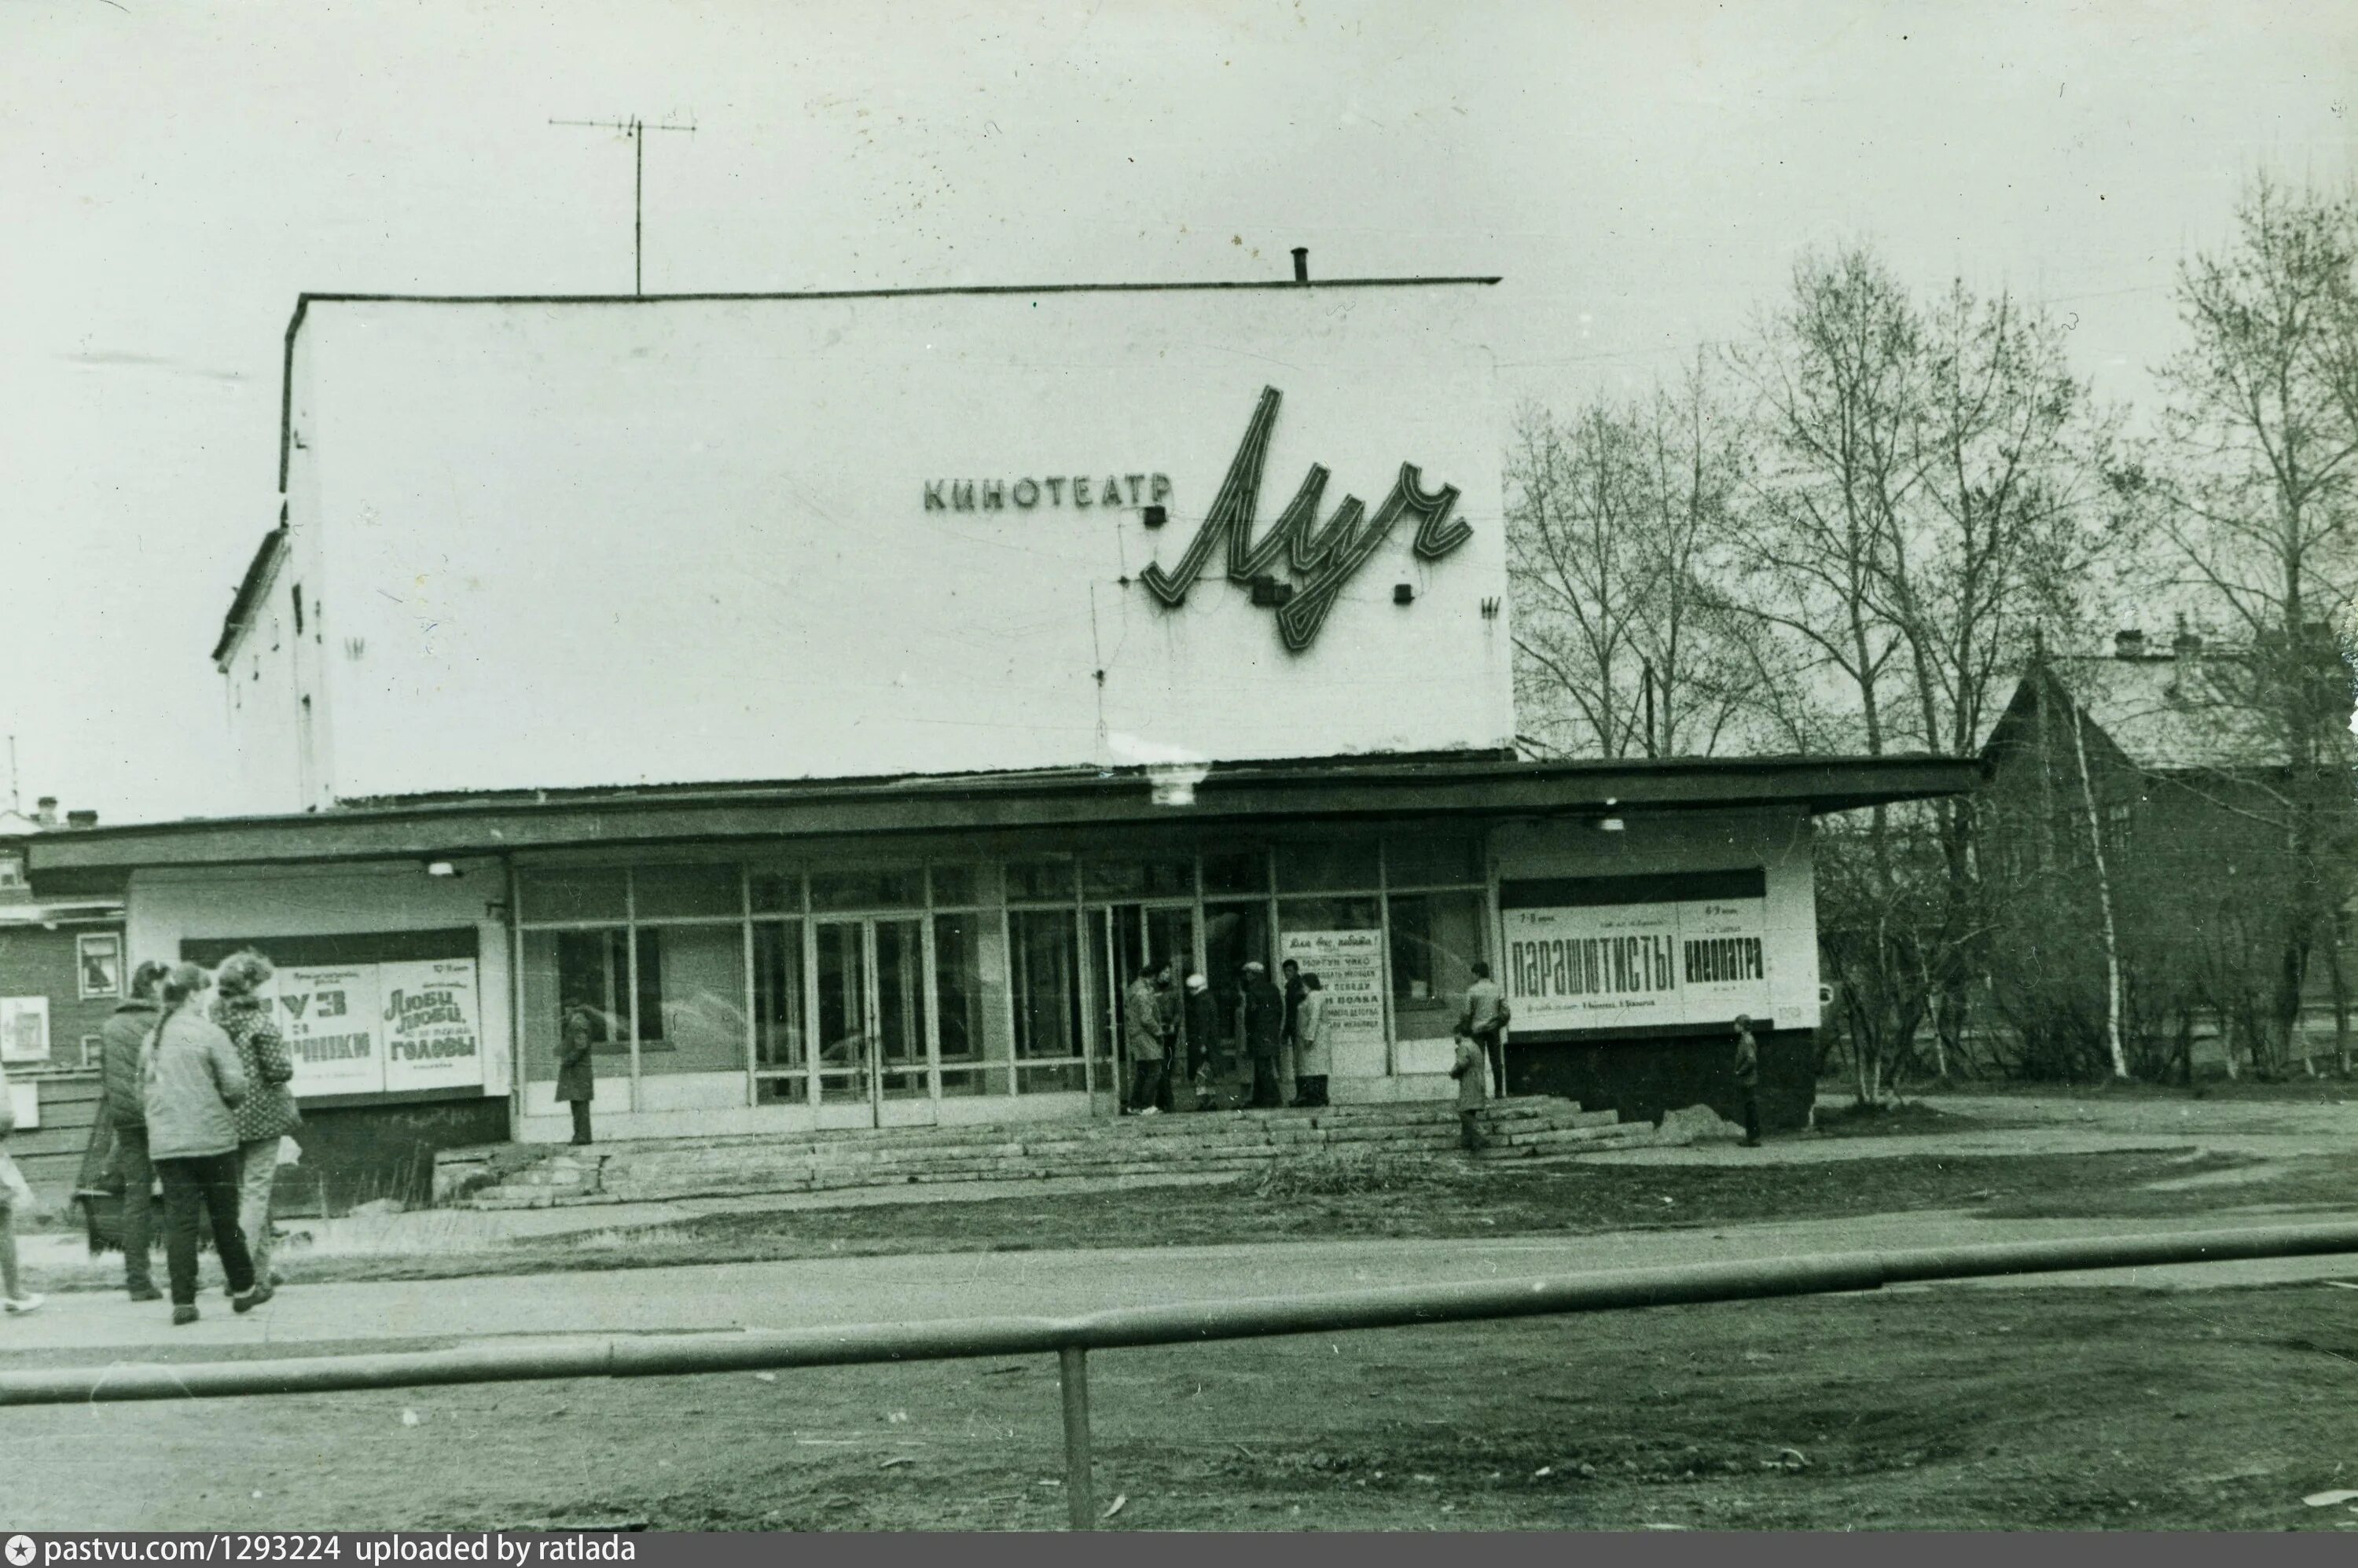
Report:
1460,961,1511,1096
1291,972,1331,1107
556,1012,597,1145
1242,960,1286,1108
1732,1015,1762,1148
213,951,299,1292
0,1055,43,1315
1151,966,1180,1112
1126,961,1170,1115
1181,971,1218,1111
99,959,171,1302
1280,958,1306,1091
143,963,266,1325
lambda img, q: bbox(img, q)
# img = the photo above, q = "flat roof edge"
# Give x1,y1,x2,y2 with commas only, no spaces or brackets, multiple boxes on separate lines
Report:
274,272,1504,497
28,756,1981,878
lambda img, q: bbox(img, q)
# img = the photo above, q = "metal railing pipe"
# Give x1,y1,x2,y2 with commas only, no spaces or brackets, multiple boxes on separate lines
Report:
2,1221,2354,1412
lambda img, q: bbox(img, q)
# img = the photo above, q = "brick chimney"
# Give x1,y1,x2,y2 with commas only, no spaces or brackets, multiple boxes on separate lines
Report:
2114,629,2147,659
32,796,57,828
65,809,97,829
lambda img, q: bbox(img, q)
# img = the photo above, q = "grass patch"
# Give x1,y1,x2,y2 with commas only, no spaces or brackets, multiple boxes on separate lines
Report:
24,1147,2316,1299
21,1148,2220,1296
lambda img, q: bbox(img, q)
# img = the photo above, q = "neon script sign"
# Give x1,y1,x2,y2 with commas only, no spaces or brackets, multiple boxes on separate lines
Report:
1140,386,1471,652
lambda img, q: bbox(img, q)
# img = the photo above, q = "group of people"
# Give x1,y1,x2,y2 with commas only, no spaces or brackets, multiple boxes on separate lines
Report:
1122,957,1337,1116
90,953,296,1324
1118,953,1519,1144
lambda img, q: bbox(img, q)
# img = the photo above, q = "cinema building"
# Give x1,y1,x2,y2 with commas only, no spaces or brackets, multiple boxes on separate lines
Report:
27,276,1972,1188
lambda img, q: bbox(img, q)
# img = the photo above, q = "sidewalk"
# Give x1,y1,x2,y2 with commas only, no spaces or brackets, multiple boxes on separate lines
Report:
5,1206,2354,1358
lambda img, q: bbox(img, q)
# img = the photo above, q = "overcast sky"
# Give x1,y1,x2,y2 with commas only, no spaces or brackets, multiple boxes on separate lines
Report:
2,0,2350,824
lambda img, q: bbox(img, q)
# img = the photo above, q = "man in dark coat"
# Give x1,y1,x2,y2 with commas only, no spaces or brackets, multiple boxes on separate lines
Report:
1732,1015,1761,1147
1181,972,1219,1111
556,1013,597,1145
1242,961,1286,1109
97,960,170,1301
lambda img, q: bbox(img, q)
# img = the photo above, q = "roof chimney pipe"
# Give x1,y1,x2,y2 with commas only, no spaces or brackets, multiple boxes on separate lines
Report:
2114,629,2147,659
33,797,57,828
65,810,97,830
1291,247,1309,284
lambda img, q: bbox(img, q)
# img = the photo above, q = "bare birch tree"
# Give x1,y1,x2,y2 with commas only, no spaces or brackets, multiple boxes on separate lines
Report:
1507,366,1757,758
2139,174,2358,1071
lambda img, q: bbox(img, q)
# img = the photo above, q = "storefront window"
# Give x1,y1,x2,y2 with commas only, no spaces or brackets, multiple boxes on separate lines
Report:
520,869,626,924
1276,839,1380,893
810,867,924,911
520,927,634,1088
935,913,1013,1095
751,921,806,1078
1005,860,1077,902
1385,832,1485,889
1082,858,1192,900
634,924,747,1074
1008,908,1080,1056
1200,849,1269,897
1389,890,1488,1040
634,864,741,919
1200,900,1271,1063
750,871,803,915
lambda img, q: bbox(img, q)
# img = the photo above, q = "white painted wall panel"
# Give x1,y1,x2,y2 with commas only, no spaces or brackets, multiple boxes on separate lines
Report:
269,286,1508,805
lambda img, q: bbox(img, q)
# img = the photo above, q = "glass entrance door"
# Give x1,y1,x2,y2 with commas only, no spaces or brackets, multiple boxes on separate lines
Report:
814,916,935,1129
1086,902,1196,1114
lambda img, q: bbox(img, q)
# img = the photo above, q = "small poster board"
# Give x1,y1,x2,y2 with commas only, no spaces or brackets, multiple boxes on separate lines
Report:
0,997,50,1064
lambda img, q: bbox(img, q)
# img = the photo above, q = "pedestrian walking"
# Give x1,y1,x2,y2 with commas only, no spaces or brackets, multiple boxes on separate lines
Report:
1290,972,1331,1107
1125,961,1170,1115
556,1012,597,1144
212,950,300,1290
1450,1026,1489,1152
1242,960,1285,1108
1181,971,1218,1110
98,959,172,1302
0,1055,44,1316
143,962,268,1325
1732,1014,1762,1147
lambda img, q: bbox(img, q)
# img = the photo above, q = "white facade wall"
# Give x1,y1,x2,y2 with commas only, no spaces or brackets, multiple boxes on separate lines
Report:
219,543,309,816
245,285,1511,810
126,858,512,1097
1489,808,1821,1031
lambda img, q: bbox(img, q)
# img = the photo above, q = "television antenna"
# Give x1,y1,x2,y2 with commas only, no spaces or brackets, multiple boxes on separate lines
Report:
549,115,698,296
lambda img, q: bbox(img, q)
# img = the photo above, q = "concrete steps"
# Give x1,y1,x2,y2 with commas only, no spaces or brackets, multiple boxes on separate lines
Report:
442,1096,1651,1210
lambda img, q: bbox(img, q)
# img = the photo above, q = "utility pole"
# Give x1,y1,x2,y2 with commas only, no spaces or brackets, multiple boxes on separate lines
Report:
5,734,17,813
549,115,697,296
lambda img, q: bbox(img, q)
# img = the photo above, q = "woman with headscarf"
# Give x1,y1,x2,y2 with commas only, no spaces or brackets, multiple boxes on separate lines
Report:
212,950,300,1289
143,962,268,1324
